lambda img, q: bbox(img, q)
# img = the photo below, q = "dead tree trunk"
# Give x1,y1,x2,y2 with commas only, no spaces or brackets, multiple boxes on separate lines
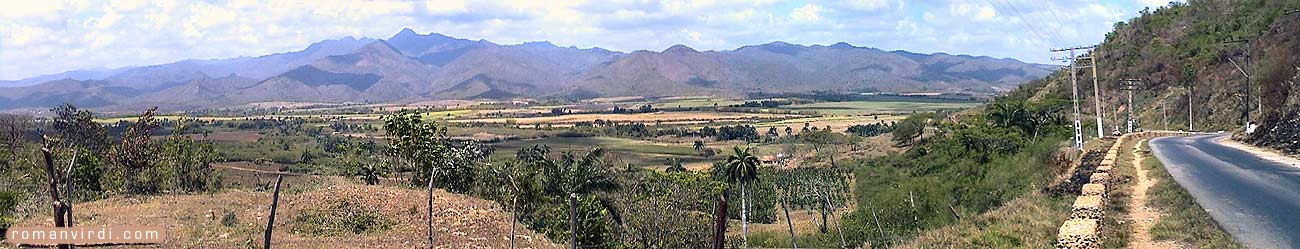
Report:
39,146,71,249
62,153,78,230
264,175,284,249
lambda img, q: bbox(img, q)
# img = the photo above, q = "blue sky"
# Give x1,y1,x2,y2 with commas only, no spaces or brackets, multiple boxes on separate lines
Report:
0,0,1177,81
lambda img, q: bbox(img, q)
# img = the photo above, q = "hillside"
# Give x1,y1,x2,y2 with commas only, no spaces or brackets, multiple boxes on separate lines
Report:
0,29,1053,112
1039,0,1299,151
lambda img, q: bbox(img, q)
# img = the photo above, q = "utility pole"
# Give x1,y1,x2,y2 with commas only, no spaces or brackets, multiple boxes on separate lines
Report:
1224,39,1251,132
1188,83,1194,131
1052,45,1095,150
1089,51,1104,138
1120,79,1141,133
1162,101,1168,130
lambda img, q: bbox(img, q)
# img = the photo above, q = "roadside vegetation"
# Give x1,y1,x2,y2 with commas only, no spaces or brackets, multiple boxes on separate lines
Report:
1143,145,1243,248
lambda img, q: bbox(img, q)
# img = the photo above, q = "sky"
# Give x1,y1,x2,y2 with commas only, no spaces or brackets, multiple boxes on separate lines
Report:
0,0,1179,81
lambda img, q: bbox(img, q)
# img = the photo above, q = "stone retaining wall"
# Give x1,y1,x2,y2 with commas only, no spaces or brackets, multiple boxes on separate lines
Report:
1055,131,1190,249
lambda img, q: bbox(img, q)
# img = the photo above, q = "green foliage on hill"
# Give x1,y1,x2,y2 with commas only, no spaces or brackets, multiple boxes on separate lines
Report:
754,91,1074,247
1077,0,1300,132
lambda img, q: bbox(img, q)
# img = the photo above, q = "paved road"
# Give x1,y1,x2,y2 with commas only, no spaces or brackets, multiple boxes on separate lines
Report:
1148,134,1300,249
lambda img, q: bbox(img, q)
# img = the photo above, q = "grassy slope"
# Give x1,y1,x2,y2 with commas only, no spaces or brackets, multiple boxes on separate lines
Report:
1142,143,1243,248
899,192,1072,248
1100,137,1139,248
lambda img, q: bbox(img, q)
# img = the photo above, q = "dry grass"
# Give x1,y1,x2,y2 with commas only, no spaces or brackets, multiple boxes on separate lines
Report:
190,131,263,143
11,178,558,248
1100,137,1139,248
900,191,1073,249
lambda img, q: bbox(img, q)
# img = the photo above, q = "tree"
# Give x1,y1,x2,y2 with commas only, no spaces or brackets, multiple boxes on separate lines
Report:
891,114,928,145
693,141,711,157
700,126,717,137
357,163,385,185
158,119,221,193
50,104,109,153
665,158,687,173
0,114,31,154
382,110,451,186
382,110,451,247
546,147,618,248
110,107,160,194
724,146,760,247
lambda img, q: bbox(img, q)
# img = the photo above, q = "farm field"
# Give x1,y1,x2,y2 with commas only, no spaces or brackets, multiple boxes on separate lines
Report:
9,94,994,248
450,111,800,125
781,101,981,115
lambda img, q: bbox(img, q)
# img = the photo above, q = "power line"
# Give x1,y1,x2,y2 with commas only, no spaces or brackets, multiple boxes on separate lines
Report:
1027,0,1072,43
1041,1,1075,39
995,0,1067,46
984,0,1059,47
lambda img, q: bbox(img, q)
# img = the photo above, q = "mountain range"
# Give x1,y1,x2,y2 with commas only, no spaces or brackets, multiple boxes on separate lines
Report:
0,28,1056,112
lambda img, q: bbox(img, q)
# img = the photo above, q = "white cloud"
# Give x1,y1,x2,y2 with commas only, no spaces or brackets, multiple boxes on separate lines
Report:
425,0,468,14
846,0,889,11
790,3,822,22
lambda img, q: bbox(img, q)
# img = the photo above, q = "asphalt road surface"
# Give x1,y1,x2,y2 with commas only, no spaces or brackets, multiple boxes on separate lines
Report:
1148,134,1300,249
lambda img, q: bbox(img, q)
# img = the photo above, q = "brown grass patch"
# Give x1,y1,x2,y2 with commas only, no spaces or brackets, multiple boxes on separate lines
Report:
13,179,557,248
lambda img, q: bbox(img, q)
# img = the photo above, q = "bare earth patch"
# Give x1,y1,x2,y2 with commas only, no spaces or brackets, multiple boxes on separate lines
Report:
1126,139,1179,249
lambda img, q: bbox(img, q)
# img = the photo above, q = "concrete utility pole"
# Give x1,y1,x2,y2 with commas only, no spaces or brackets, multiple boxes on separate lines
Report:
1224,39,1251,132
1120,79,1142,133
1090,52,1104,138
1188,83,1194,131
1052,45,1096,150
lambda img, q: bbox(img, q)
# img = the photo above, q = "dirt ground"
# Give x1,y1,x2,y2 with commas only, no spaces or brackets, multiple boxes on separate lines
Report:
1126,139,1178,249
9,178,558,248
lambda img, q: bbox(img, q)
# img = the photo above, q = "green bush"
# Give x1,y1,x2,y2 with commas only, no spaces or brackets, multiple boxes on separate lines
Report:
291,200,393,236
221,210,238,227
0,190,21,240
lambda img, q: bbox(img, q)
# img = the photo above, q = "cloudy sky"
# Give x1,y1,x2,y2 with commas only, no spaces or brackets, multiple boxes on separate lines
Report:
0,0,1177,81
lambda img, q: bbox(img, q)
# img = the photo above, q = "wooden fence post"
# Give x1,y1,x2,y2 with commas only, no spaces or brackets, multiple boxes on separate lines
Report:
264,175,284,249
712,194,729,249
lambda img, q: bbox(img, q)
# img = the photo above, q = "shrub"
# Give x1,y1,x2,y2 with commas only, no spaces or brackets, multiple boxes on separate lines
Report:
291,200,393,236
221,210,238,227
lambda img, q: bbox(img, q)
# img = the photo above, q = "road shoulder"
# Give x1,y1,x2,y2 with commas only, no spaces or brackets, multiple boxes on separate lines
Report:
1216,137,1300,168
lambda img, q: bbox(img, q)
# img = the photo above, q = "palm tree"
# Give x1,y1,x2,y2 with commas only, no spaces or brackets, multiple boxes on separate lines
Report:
357,163,385,185
725,146,760,247
693,140,707,156
554,147,618,248
665,158,687,172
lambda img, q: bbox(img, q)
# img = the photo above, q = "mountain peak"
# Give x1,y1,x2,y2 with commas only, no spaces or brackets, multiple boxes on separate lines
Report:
829,42,857,49
662,44,697,54
396,28,417,37
520,41,557,48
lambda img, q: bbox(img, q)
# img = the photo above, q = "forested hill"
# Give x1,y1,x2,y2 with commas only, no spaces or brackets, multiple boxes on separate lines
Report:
1036,0,1298,151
